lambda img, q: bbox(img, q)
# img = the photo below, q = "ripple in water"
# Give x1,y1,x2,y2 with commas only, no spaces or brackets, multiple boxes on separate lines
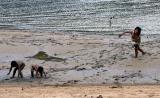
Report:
0,0,160,34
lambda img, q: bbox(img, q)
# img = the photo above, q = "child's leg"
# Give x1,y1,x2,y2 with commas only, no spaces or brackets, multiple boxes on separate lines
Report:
20,72,23,78
138,47,145,55
18,64,25,78
31,69,34,78
134,44,139,58
135,48,138,58
12,67,18,78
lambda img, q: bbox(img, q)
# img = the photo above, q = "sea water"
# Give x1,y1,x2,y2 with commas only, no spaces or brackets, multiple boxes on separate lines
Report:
0,0,160,34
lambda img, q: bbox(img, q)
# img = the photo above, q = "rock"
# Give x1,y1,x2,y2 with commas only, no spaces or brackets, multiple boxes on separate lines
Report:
92,65,104,69
110,86,118,88
65,80,80,85
76,68,86,71
97,95,103,98
5,78,9,80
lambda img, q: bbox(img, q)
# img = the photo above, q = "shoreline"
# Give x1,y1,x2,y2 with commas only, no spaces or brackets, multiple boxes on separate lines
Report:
1,29,160,35
1,81,160,87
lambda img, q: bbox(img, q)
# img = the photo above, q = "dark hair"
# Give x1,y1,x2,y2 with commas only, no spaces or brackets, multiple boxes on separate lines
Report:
11,61,18,67
135,27,141,36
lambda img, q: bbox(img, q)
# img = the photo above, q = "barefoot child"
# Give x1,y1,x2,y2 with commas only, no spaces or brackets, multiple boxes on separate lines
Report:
31,65,46,78
119,27,145,58
7,60,25,78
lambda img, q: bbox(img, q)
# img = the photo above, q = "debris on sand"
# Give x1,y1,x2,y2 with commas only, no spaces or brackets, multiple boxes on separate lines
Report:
5,78,10,80
112,71,143,82
21,87,24,91
67,80,79,84
97,95,103,98
92,65,104,69
29,51,66,62
63,80,80,85
76,67,86,71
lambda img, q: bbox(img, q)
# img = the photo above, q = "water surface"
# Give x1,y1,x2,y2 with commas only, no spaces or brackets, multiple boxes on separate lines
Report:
0,0,160,34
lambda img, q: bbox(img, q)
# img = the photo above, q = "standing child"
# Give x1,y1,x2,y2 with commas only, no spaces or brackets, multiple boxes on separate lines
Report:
119,27,145,58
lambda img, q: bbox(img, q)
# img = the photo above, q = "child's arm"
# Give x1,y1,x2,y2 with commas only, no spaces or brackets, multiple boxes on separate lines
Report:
43,71,46,78
36,70,39,78
31,67,34,78
119,31,132,38
7,66,13,75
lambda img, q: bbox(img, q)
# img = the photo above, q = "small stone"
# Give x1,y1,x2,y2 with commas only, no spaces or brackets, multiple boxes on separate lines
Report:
110,86,118,88
97,95,103,98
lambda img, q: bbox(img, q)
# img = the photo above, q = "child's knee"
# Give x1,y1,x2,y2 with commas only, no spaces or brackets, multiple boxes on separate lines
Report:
134,44,139,48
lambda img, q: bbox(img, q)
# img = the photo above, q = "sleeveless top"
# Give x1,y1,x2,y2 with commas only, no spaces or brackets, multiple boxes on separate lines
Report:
131,32,141,44
15,61,25,68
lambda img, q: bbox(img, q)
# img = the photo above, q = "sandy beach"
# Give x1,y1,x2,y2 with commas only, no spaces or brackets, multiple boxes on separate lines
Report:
1,85,160,98
0,30,160,97
1,0,160,97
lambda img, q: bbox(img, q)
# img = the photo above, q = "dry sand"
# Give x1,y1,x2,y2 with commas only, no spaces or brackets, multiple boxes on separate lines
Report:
1,85,160,98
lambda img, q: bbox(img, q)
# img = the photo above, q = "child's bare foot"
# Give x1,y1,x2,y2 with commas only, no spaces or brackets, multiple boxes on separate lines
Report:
10,77,14,79
135,56,138,58
142,52,146,55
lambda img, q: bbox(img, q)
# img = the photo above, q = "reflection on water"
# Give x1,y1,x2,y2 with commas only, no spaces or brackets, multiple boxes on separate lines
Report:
0,0,160,34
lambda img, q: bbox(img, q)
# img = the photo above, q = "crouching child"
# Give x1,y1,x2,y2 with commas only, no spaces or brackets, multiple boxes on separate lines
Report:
31,65,46,78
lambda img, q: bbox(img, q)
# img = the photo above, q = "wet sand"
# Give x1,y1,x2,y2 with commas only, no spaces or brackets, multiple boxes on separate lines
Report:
0,30,160,85
0,30,160,97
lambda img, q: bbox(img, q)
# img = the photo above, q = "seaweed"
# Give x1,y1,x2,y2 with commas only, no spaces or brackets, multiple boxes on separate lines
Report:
31,51,65,62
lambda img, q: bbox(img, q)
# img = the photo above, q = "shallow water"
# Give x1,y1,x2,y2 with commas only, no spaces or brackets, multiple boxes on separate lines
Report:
0,0,160,34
